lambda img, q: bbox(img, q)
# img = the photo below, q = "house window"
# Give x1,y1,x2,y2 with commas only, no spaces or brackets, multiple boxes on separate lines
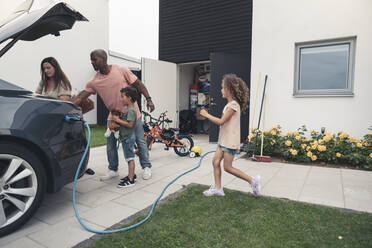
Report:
294,37,355,96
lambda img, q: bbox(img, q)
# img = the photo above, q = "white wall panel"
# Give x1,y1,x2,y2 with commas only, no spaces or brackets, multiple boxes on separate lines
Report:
251,0,372,138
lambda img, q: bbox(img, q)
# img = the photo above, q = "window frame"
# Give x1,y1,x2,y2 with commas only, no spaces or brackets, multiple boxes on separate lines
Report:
293,37,356,97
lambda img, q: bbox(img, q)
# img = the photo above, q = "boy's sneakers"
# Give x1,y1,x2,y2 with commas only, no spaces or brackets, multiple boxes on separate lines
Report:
120,174,137,182
142,167,152,180
100,170,119,181
117,177,135,188
203,186,225,196
251,175,261,196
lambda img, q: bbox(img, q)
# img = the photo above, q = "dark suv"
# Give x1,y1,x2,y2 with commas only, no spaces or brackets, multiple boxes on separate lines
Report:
0,2,89,236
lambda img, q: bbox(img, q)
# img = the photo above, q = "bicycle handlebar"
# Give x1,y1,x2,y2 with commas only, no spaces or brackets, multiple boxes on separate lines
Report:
142,110,172,126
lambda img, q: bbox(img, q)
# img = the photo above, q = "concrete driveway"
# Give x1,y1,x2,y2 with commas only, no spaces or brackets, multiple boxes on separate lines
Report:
1,135,372,248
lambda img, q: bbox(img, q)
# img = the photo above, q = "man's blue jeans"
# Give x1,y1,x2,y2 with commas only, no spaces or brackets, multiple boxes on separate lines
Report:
107,118,152,172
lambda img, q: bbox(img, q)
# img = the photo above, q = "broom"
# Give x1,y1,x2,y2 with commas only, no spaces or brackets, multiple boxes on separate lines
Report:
252,92,272,162
245,73,261,153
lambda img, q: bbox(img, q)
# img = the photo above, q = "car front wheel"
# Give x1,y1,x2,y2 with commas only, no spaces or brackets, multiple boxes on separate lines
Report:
0,142,46,237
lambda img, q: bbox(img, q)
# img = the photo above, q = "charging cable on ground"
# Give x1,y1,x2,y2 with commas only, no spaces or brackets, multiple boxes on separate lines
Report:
65,115,214,234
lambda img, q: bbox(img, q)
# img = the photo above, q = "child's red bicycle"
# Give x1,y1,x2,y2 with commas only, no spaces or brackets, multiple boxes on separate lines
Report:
142,111,194,157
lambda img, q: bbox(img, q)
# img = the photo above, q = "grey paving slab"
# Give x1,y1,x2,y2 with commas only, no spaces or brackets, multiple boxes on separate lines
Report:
75,189,122,208
27,217,101,248
41,188,80,207
79,201,139,228
299,184,344,208
113,189,158,210
141,180,183,199
0,218,49,247
298,166,344,208
341,168,372,212
65,177,108,194
35,201,91,225
3,237,45,248
260,164,311,200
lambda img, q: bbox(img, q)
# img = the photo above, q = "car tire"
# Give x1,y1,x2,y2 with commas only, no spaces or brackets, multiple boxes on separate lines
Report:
0,142,46,237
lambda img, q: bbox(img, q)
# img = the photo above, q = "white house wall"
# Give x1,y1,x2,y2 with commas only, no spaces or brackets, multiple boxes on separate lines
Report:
0,0,109,124
251,0,372,139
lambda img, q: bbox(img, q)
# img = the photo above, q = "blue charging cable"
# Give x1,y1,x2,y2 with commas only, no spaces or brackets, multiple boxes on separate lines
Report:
65,115,214,234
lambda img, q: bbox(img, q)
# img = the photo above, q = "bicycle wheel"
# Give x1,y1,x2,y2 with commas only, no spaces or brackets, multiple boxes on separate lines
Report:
173,135,194,156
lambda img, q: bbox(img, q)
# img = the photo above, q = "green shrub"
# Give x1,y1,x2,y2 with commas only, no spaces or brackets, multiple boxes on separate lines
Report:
243,125,372,170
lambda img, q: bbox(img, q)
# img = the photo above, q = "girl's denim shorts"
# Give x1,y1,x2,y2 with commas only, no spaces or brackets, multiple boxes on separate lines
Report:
218,144,237,155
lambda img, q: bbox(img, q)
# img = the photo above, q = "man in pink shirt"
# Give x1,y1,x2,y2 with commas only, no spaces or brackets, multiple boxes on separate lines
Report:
73,49,154,181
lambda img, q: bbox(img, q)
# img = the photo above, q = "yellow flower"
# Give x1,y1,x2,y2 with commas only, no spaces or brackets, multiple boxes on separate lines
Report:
311,145,317,150
304,138,310,142
370,153,372,158
287,131,292,136
313,141,318,146
349,136,355,143
306,146,311,151
270,139,276,145
336,153,342,158
294,131,299,136
301,144,307,149
291,149,298,156
323,135,332,142
277,124,281,128
317,145,326,152
364,142,370,147
318,139,324,145
339,132,348,140
356,139,361,143
285,140,292,146
270,130,277,136
311,155,317,161
253,133,257,137
310,129,316,134
357,143,363,148
307,151,313,157
295,136,301,141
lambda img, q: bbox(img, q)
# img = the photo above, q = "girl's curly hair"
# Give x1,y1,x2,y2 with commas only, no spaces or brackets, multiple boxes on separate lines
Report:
222,74,249,112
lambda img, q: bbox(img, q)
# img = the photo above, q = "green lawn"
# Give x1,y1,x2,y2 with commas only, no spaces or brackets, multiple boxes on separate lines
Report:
86,125,107,147
87,185,372,248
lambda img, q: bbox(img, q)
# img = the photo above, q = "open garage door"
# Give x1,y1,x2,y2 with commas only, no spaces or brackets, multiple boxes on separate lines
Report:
141,58,178,127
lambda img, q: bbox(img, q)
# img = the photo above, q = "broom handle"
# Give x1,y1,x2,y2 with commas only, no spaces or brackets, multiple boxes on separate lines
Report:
257,75,267,130
250,72,261,135
260,93,267,156
253,75,268,155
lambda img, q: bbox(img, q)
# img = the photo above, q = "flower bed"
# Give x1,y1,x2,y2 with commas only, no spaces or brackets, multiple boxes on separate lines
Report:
243,125,372,170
